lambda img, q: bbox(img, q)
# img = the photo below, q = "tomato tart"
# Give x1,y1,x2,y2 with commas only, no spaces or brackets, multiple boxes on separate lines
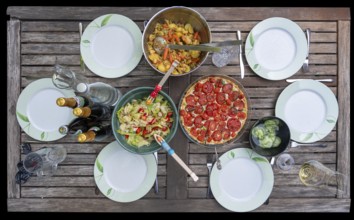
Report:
179,75,249,145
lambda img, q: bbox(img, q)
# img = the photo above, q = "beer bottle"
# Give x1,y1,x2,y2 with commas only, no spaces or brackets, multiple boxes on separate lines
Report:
77,124,112,142
56,96,90,108
72,104,111,121
58,118,98,136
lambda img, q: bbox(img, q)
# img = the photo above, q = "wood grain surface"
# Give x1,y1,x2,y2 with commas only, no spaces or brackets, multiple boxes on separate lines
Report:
7,7,350,212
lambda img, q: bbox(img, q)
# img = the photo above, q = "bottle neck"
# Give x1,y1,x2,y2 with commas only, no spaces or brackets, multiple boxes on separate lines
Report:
58,125,69,135
73,107,92,118
57,97,77,108
77,130,96,142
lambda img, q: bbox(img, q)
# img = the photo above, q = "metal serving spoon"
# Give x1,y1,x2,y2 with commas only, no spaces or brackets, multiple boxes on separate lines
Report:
153,37,242,54
153,36,221,54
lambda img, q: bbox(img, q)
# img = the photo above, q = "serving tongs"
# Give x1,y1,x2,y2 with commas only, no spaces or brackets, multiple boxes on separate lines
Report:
154,134,199,182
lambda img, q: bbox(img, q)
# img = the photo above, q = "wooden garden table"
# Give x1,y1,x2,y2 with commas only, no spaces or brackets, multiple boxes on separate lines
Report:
7,7,350,212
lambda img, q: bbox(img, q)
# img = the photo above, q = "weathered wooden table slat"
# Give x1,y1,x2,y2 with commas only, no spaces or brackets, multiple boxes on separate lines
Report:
7,7,350,212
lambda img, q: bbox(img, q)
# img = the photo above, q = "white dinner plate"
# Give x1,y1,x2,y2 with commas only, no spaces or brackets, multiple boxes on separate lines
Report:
94,141,157,202
81,14,143,78
16,78,76,141
245,17,307,80
210,148,274,212
275,80,338,143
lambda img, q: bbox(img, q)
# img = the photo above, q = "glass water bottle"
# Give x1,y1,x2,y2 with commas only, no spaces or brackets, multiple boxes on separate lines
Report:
76,82,122,107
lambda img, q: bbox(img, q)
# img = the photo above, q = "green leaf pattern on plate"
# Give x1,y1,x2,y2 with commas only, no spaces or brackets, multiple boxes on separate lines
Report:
101,15,112,27
229,151,235,159
83,15,112,47
326,116,336,124
17,111,31,133
107,188,112,196
40,131,46,140
252,157,268,163
17,111,29,122
253,64,260,70
96,159,103,173
250,31,255,47
301,132,314,142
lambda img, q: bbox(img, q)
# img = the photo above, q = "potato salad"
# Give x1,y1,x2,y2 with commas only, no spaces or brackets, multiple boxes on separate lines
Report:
147,19,201,75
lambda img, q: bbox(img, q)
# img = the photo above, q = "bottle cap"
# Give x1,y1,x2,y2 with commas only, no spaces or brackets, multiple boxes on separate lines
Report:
77,131,95,142
76,83,88,93
73,107,83,116
56,97,66,106
77,133,87,142
58,125,68,134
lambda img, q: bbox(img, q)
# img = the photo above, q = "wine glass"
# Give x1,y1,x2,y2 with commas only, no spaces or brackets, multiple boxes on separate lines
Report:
299,160,349,196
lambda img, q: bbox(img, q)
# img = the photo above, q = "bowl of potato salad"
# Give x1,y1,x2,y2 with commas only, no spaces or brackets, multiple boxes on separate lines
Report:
142,6,211,76
112,87,178,154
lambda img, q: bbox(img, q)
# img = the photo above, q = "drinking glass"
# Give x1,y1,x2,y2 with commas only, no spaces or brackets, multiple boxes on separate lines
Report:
23,146,67,177
52,64,87,91
276,153,294,171
212,46,239,67
299,160,349,196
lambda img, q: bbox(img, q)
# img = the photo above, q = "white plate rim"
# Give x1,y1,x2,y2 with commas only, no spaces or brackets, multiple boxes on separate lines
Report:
16,78,76,141
275,79,338,143
210,148,274,212
80,14,143,78
94,141,157,203
245,17,307,80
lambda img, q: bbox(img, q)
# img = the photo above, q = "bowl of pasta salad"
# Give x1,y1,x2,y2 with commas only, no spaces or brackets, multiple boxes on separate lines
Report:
112,87,178,154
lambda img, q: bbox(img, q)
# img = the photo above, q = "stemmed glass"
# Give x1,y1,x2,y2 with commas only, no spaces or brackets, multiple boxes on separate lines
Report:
299,160,349,196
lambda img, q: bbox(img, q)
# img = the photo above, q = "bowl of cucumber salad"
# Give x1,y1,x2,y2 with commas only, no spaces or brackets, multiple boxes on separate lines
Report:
249,116,290,157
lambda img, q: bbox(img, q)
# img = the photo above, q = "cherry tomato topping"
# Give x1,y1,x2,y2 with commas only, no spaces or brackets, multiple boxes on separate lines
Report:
222,83,233,94
198,95,208,105
212,130,222,141
216,93,226,105
202,82,213,93
237,111,246,119
234,100,245,111
180,110,187,116
201,113,209,120
186,95,196,106
190,127,198,137
229,91,240,101
206,93,216,103
194,106,203,114
222,130,230,139
209,120,217,131
209,77,217,83
227,118,241,132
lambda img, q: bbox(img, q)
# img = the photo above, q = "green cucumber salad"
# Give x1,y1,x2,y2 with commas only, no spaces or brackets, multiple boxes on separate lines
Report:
117,95,174,147
251,119,281,148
